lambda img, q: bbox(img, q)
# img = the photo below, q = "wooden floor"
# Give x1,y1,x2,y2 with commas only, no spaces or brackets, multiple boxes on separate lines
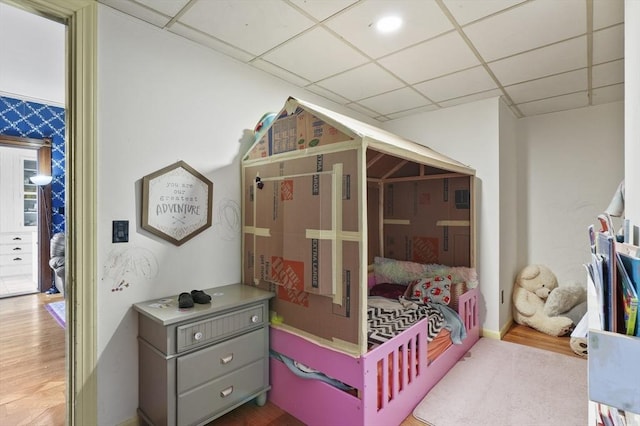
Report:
0,292,65,426
0,294,582,426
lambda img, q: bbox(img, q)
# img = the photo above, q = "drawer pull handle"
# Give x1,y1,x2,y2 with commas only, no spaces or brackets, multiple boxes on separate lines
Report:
12,247,22,251
220,386,233,398
193,332,203,341
13,257,23,261
250,315,259,323
220,354,233,365
12,237,22,241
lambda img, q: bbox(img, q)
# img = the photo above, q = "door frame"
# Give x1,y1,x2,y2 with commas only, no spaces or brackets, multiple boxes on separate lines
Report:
0,135,53,293
5,1,98,424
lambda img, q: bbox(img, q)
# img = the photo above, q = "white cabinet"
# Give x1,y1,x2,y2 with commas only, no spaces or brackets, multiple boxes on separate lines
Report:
0,147,38,281
0,147,38,230
0,231,35,279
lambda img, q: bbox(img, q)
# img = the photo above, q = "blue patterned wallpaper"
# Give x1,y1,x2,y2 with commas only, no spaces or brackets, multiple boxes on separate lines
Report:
0,96,66,234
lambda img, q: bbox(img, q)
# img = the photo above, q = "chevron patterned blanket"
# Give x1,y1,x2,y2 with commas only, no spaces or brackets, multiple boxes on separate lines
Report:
367,304,445,346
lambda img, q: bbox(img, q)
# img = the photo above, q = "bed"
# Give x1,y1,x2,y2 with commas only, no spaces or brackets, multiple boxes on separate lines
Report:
267,260,480,426
241,97,478,426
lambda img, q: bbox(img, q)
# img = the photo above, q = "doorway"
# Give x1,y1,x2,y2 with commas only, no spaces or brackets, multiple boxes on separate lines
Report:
0,135,55,297
1,0,98,423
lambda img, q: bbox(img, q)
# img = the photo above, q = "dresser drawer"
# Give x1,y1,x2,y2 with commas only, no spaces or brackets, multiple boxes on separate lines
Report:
177,328,265,394
176,304,265,353
177,359,266,426
0,232,33,245
0,253,31,267
0,243,31,255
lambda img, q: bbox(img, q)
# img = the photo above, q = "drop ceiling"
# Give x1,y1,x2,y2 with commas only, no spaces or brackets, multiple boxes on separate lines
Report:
97,0,625,121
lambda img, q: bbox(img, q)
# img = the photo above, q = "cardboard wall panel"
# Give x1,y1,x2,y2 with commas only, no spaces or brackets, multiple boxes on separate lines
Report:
242,149,361,346
383,176,471,267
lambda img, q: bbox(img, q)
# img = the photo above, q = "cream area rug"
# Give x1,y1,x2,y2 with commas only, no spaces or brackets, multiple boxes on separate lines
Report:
413,337,587,426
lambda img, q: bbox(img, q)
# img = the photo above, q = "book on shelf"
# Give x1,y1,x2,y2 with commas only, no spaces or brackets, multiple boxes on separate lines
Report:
585,254,606,329
616,242,640,337
596,231,618,333
616,251,638,336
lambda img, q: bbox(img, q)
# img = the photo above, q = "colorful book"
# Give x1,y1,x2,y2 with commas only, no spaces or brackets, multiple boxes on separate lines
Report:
617,245,640,336
616,251,638,336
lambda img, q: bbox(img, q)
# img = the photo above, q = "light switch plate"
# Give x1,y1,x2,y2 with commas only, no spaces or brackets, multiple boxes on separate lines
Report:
112,220,129,243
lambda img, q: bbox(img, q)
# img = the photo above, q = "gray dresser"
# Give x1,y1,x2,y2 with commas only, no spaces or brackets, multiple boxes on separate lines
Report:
133,283,274,426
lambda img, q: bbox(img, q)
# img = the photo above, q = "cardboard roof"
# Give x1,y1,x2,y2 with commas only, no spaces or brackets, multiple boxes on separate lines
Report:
247,96,475,176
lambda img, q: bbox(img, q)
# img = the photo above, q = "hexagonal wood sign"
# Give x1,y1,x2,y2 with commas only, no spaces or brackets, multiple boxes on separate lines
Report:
142,161,213,246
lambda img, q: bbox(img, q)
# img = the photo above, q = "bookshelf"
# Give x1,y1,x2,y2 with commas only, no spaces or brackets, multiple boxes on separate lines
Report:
587,246,640,424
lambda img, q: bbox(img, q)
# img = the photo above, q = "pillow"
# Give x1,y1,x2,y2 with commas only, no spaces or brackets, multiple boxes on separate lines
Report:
369,283,407,300
406,275,452,305
374,256,430,285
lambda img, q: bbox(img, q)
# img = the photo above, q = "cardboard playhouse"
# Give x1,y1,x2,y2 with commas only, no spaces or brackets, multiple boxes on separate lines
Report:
242,96,476,356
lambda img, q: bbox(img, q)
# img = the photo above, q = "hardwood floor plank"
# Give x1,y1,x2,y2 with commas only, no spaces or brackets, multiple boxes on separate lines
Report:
0,293,66,426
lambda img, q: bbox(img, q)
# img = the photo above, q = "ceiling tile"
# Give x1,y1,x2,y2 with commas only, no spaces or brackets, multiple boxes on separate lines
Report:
592,84,624,105
99,0,173,27
442,0,525,26
438,89,502,108
345,102,383,119
324,0,452,59
261,27,369,82
593,0,624,30
316,63,405,101
177,0,315,56
489,36,587,86
593,24,624,65
251,59,311,86
414,65,497,102
463,0,585,62
305,85,351,105
386,104,440,120
135,0,191,18
169,23,254,62
379,31,479,84
356,87,430,115
289,0,358,21
516,92,589,116
592,59,624,88
504,69,587,104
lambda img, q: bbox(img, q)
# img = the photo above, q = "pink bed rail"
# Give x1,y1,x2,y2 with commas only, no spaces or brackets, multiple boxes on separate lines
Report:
269,286,480,426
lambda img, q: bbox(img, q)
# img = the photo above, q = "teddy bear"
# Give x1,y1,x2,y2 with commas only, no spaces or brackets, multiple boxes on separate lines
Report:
543,280,587,325
512,264,575,337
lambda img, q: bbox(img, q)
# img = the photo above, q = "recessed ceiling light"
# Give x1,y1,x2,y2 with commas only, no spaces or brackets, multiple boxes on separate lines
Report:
375,15,402,33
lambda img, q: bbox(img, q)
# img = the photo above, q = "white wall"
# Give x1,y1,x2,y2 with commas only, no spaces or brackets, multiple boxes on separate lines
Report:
518,101,624,283
96,6,375,424
0,3,64,106
384,98,624,337
384,98,503,334
498,100,519,331
626,0,640,233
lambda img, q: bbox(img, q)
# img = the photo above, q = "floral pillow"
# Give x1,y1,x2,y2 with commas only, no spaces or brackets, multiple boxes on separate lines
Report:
405,275,452,305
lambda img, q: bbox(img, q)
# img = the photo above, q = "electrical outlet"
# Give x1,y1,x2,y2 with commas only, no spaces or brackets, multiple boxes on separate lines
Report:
112,220,129,243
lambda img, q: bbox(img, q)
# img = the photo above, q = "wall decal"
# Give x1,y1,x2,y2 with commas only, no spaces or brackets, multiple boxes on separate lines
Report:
102,246,158,291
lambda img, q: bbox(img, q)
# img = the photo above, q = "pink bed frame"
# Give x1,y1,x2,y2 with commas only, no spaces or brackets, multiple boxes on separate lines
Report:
268,286,480,426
